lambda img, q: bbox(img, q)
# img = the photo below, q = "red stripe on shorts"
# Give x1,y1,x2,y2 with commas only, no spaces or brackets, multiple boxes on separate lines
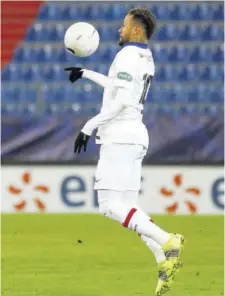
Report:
123,208,137,228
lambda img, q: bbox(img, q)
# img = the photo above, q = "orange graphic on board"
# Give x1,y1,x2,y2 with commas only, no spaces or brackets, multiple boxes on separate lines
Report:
160,174,201,214
8,172,49,212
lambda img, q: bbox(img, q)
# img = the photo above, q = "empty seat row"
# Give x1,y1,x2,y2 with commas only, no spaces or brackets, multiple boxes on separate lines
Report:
2,63,223,83
37,3,224,21
25,23,224,42
155,64,224,82
13,44,224,64
13,44,118,64
2,101,222,116
149,84,224,103
2,84,224,105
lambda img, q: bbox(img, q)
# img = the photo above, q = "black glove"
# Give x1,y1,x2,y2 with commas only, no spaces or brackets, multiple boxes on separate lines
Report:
74,131,90,154
64,67,83,83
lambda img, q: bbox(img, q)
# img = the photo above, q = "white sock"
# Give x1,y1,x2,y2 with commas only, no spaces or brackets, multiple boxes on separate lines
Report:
98,190,170,247
123,208,170,246
122,191,166,263
139,234,166,263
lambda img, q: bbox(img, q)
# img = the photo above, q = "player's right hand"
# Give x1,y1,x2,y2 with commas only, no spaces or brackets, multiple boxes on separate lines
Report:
74,131,90,154
64,67,83,83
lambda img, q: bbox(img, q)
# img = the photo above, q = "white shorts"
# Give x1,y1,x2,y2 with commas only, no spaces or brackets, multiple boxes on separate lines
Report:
94,144,147,191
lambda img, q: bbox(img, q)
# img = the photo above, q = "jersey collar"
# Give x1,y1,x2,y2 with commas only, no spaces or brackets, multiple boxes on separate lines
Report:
122,42,148,49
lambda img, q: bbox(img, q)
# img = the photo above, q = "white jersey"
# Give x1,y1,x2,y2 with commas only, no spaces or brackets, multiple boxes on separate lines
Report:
82,42,155,149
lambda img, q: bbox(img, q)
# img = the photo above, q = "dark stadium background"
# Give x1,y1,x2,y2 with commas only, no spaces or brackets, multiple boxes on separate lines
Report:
1,1,224,165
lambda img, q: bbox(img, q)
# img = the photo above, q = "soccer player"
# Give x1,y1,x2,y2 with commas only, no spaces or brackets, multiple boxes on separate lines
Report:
65,8,184,296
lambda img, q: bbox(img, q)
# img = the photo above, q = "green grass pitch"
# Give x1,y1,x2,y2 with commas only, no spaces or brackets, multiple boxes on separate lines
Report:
1,214,224,296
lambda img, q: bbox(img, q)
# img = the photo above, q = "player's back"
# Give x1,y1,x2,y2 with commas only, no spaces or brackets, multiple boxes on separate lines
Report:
96,43,155,148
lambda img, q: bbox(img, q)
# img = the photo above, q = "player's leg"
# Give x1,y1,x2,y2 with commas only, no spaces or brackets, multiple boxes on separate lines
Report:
98,189,184,296
122,190,166,264
97,189,169,245
124,147,184,295
95,144,170,245
95,144,184,295
122,191,184,295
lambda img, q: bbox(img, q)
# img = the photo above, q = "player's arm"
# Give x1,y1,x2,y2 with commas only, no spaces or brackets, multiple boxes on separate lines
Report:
82,87,134,134
73,49,138,153
74,87,135,154
64,67,109,88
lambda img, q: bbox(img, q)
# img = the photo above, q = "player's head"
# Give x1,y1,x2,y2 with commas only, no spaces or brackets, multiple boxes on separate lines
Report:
118,8,156,46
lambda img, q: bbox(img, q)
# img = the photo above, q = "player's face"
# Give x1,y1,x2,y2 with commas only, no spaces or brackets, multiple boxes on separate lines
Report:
118,14,134,46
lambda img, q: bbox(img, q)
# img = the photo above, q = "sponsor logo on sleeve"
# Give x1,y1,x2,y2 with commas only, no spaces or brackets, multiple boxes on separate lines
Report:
117,72,133,82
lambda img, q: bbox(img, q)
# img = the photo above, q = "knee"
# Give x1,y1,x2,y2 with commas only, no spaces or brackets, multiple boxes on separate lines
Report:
97,190,127,223
98,197,118,220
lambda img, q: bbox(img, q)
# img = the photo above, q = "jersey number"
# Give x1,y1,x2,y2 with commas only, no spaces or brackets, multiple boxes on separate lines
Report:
139,74,153,105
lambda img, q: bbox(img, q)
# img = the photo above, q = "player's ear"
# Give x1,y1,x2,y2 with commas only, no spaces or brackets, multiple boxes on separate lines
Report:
133,24,139,36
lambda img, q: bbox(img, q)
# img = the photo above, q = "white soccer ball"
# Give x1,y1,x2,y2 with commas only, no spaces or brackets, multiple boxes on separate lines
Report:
64,22,100,57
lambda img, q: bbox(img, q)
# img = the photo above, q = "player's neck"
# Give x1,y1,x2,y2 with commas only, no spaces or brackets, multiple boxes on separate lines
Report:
129,36,148,44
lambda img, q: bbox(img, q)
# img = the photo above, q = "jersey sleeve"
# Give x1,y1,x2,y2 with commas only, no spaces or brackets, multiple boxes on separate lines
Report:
112,48,139,91
81,88,133,136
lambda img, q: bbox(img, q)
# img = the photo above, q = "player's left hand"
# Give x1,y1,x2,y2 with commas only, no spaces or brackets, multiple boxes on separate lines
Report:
74,131,90,153
64,67,83,83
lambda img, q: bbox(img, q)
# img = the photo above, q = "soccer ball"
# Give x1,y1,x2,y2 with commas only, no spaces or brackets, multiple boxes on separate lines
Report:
64,22,100,57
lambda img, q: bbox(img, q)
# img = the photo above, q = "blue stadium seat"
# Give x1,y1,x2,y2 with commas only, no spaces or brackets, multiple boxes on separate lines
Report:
2,87,20,103
153,4,171,20
58,48,69,63
177,65,199,81
19,88,38,115
36,45,59,63
42,65,66,82
61,4,88,21
208,84,224,102
111,3,126,20
13,46,38,63
190,45,212,62
98,25,118,41
37,4,61,20
22,66,40,82
77,4,90,20
2,65,22,82
48,24,65,42
156,24,179,41
168,45,190,62
191,3,213,20
201,24,224,41
196,85,210,102
64,87,83,103
186,85,199,103
176,85,189,102
170,3,192,20
196,84,223,103
93,64,108,76
99,45,118,62
42,85,68,114
212,3,224,20
25,24,50,41
155,65,177,82
2,86,37,115
200,65,224,82
87,3,105,20
151,45,169,62
148,86,161,103
1,87,21,114
179,24,199,41
60,5,78,20
212,45,224,62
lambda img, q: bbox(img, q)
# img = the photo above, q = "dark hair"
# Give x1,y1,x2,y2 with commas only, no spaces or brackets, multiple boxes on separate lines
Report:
129,8,157,39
